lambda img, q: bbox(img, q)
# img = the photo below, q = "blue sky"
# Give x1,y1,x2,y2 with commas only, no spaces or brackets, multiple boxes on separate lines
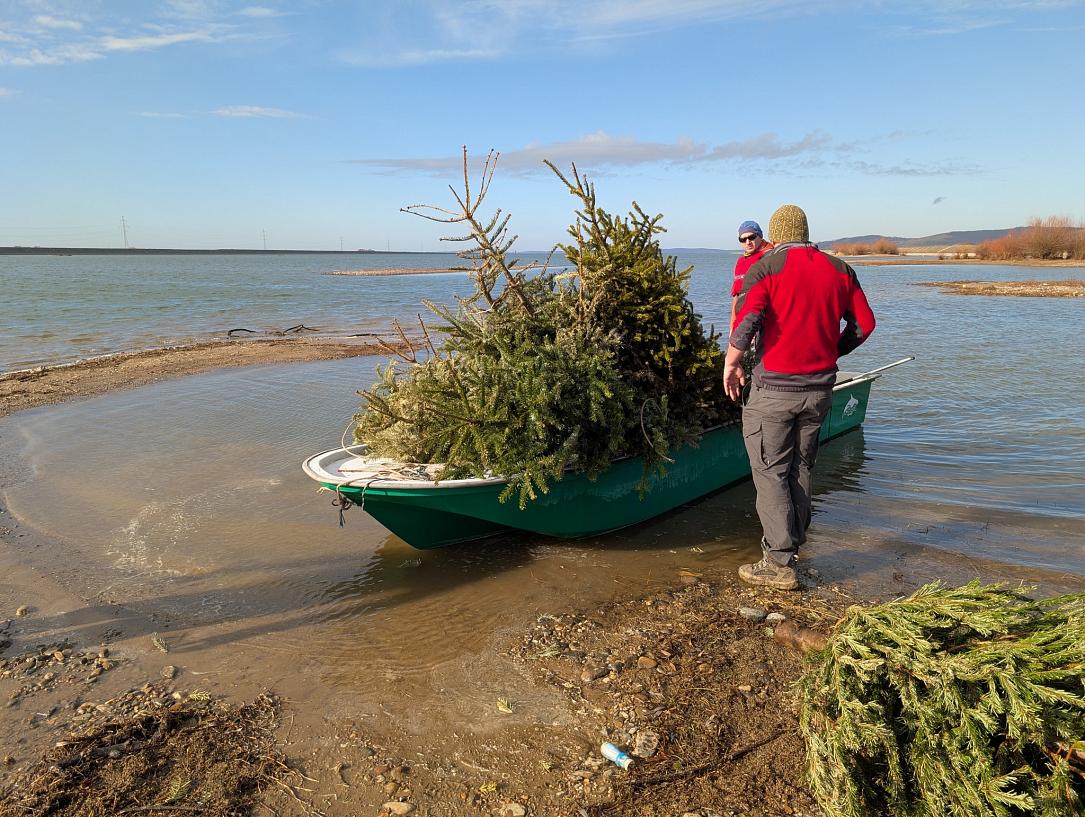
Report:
1,0,1083,250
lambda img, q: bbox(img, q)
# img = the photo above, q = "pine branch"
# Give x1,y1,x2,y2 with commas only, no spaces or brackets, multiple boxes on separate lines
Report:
796,582,1085,817
354,148,733,496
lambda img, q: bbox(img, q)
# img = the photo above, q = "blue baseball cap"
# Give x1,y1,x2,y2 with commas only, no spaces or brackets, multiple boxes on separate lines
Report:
738,220,763,238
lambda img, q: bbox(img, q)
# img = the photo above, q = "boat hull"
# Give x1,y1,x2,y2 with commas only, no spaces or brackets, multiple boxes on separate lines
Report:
306,378,874,549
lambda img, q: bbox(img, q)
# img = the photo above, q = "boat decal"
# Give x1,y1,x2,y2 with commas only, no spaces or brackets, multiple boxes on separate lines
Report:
842,395,860,417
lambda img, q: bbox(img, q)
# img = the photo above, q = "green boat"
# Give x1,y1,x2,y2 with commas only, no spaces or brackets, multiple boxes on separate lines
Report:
303,360,910,549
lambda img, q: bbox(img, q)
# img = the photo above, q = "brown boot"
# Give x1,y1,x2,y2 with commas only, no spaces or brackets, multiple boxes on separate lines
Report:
738,555,799,591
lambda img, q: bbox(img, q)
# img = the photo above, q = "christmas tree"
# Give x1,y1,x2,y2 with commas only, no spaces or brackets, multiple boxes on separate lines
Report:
353,150,734,507
798,581,1085,817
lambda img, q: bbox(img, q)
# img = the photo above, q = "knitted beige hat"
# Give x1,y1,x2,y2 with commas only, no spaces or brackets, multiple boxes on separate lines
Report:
767,204,809,244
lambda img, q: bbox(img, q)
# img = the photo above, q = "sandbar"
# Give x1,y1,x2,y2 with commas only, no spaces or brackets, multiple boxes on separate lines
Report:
917,279,1085,297
0,337,405,418
322,267,463,276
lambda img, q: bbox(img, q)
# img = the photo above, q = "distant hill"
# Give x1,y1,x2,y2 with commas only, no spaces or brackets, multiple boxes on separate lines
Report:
821,228,1024,249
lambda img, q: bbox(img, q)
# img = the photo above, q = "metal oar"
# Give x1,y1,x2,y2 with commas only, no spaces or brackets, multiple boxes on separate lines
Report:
834,355,915,388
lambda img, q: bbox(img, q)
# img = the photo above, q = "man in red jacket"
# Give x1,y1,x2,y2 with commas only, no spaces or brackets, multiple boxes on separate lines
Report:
729,220,774,331
723,204,876,589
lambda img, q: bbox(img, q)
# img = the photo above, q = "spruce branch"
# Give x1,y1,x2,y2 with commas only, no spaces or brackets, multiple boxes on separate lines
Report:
354,148,734,499
795,581,1085,817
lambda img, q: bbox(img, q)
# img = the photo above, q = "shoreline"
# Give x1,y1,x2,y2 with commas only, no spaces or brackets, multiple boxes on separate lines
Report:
1,515,1080,815
0,336,405,419
1,342,1083,815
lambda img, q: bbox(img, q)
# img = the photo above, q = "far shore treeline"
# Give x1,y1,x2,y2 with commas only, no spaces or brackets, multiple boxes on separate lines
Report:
828,215,1085,260
974,216,1085,261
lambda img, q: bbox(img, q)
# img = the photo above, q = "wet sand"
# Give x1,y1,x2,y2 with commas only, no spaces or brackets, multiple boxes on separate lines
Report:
0,337,407,418
2,345,1083,816
3,508,1081,816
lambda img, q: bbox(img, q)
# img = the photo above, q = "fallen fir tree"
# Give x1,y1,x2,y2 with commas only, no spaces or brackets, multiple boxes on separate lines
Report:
354,150,733,507
776,581,1085,817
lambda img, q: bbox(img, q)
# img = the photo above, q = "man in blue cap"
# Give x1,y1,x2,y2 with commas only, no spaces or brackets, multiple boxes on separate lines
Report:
729,220,773,331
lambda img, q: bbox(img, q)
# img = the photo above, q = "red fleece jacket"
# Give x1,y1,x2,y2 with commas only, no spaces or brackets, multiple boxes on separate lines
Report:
729,244,876,389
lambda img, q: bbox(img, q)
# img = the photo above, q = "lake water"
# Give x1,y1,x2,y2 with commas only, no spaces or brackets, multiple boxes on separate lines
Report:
1,251,1083,729
3,250,595,373
1,251,469,372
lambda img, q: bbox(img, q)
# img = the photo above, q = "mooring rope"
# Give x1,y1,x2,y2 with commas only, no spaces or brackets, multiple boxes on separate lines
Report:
328,417,440,525
333,476,386,527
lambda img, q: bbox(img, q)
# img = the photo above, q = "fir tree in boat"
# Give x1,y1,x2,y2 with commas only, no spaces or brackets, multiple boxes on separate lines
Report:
302,150,910,549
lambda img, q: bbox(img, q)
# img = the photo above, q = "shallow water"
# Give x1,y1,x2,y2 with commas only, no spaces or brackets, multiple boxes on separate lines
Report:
1,249,743,372
1,257,1083,721
0,251,473,371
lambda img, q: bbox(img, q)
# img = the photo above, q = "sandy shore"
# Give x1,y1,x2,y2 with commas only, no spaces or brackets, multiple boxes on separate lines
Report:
2,515,1080,816
0,337,408,419
2,341,1083,816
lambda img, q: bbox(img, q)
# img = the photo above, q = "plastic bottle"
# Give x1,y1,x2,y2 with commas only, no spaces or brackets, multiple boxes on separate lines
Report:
600,741,634,770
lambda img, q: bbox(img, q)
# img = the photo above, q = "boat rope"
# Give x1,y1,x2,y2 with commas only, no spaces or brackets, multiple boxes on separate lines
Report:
332,477,385,527
331,418,436,524
340,417,357,452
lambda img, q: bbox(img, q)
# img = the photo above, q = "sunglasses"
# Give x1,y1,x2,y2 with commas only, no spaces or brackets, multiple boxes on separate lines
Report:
739,234,760,243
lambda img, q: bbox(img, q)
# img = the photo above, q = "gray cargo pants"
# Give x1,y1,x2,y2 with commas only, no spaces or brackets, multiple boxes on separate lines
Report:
741,383,833,566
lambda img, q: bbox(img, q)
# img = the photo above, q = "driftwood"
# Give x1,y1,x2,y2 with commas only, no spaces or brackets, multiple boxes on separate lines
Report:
772,620,828,654
226,324,318,338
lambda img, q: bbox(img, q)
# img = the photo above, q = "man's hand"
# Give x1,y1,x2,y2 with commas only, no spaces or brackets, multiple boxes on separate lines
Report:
723,360,746,403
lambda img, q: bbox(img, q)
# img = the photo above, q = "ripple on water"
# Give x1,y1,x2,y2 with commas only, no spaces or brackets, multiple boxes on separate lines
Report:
0,263,1083,702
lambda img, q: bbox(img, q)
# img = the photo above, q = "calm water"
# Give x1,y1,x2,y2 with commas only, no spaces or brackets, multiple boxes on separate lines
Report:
1,250,742,372
0,252,1083,720
1,251,471,371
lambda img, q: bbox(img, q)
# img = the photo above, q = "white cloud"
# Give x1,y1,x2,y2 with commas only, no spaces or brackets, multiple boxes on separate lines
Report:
707,132,834,160
33,15,83,31
238,6,283,18
102,30,216,52
213,105,302,118
847,159,980,177
0,5,271,67
162,1,219,21
348,132,829,174
577,0,800,28
0,44,103,66
333,0,1076,66
348,132,981,178
347,133,693,173
0,86,13,96
335,0,825,66
341,46,500,67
